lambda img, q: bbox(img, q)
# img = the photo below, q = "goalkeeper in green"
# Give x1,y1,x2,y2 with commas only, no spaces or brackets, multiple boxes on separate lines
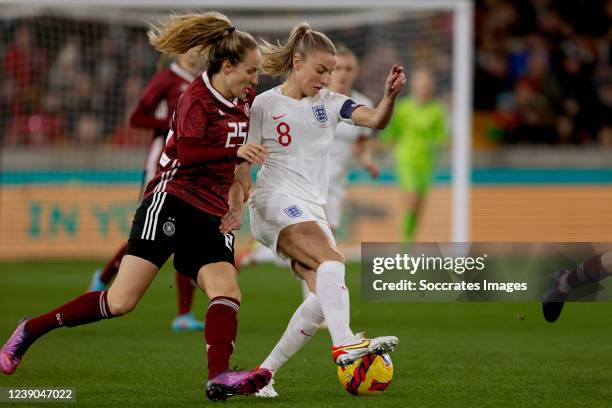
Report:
380,68,447,241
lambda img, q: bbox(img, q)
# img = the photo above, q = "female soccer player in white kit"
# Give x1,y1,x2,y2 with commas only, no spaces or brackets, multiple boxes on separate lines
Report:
243,23,405,396
239,45,376,268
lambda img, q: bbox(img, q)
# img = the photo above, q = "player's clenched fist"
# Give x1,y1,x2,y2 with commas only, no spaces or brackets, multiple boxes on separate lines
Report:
384,64,406,98
238,144,268,165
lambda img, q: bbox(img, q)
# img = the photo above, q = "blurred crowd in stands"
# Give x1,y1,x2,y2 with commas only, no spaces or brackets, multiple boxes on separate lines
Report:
1,0,611,147
0,20,158,146
476,0,612,144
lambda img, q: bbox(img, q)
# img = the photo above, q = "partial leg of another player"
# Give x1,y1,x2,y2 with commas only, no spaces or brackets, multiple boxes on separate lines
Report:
89,242,128,291
91,245,204,332
171,272,205,332
397,165,429,243
402,190,424,242
195,262,271,401
257,262,324,397
277,222,398,366
542,252,612,322
1,255,160,375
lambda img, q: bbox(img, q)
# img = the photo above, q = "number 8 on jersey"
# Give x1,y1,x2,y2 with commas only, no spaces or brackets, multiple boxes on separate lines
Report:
277,122,292,147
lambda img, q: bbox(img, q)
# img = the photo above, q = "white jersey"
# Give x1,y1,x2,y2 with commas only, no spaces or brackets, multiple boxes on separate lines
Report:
248,86,361,205
329,90,374,188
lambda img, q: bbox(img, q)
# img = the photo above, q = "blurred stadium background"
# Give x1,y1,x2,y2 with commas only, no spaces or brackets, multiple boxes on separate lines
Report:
1,0,611,262
1,1,612,406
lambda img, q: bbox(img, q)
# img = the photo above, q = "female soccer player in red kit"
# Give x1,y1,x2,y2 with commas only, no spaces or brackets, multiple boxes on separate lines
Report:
89,48,206,333
1,12,271,401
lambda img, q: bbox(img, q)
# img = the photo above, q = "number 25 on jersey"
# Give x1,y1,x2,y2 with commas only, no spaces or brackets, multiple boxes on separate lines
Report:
226,122,247,147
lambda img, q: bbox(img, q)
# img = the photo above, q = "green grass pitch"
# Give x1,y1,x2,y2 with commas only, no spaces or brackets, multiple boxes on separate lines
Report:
1,260,611,407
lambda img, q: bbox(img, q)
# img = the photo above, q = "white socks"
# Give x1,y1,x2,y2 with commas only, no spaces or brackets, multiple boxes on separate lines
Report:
260,261,354,373
315,261,354,346
260,292,324,372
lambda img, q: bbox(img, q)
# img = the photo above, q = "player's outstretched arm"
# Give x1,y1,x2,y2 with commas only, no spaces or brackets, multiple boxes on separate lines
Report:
351,65,406,129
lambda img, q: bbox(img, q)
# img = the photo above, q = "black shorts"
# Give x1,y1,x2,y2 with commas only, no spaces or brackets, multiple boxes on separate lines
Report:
126,192,235,280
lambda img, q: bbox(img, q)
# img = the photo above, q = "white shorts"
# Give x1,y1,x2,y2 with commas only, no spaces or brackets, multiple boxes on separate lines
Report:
324,185,346,231
249,190,336,261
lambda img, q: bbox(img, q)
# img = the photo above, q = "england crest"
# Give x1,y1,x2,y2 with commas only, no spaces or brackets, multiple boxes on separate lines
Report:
284,205,303,218
312,105,328,123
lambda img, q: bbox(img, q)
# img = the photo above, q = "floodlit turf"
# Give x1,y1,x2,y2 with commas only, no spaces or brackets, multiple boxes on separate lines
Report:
1,261,611,407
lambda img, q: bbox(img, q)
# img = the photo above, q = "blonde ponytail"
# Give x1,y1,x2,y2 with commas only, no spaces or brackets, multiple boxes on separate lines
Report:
148,12,257,75
148,12,231,55
260,22,336,77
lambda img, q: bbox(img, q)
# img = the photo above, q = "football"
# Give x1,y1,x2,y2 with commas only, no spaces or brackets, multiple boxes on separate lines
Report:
337,353,394,395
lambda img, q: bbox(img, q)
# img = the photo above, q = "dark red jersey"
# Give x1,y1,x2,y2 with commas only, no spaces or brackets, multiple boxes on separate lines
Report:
129,62,195,132
143,71,255,218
